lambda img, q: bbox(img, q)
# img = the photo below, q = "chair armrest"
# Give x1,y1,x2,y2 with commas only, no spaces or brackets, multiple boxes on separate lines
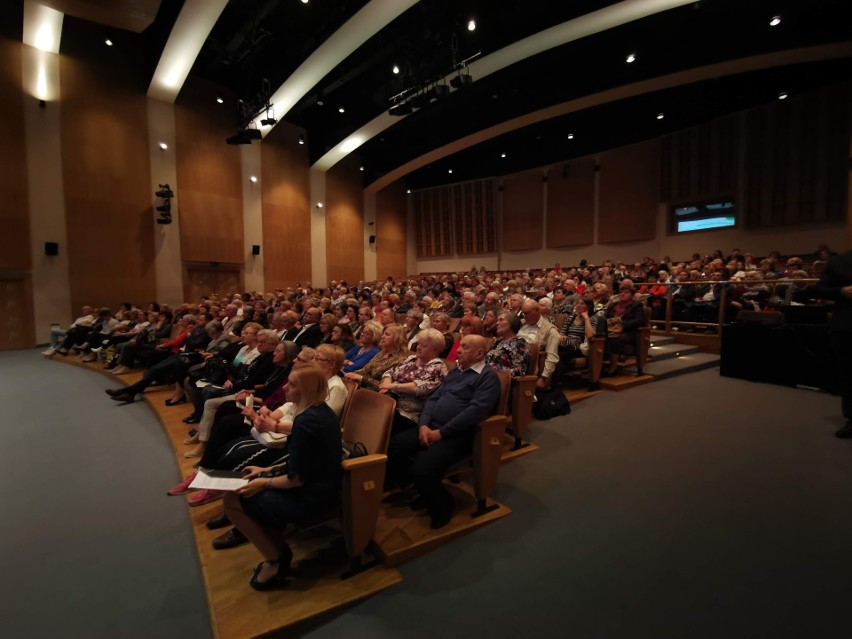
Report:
341,454,387,471
341,454,387,559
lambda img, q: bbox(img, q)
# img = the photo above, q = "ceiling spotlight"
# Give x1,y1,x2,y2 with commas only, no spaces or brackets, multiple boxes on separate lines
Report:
769,15,781,27
392,65,400,74
158,142,168,150
448,169,453,174
249,176,257,183
500,153,506,158
245,129,262,140
359,166,364,171
216,96,223,104
298,134,305,145
406,189,411,194
656,112,665,120
778,91,788,100
226,132,252,145
316,99,324,106
626,52,636,63
260,116,277,126
467,20,476,31
338,107,345,113
104,38,113,47
301,0,309,4
567,133,575,140
450,73,473,90
316,202,323,208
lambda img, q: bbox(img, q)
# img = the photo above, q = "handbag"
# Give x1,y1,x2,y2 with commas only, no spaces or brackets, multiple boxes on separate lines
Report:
606,316,623,338
579,339,589,356
251,427,289,448
533,388,571,420
203,356,231,385
342,441,368,459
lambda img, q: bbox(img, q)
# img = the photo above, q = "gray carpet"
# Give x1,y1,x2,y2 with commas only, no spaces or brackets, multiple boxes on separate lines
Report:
3,351,850,639
0,350,211,639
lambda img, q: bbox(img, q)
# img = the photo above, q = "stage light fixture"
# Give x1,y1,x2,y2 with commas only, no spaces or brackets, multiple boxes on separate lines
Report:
411,92,430,109
298,134,305,145
226,132,252,145
450,72,473,90
245,129,262,140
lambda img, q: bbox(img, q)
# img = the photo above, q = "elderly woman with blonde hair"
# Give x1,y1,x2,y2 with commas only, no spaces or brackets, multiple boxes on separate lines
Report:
379,328,448,435
344,324,409,390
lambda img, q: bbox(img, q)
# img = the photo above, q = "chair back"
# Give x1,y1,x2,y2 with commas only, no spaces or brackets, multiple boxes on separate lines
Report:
340,376,359,424
341,389,396,455
495,369,511,416
443,358,458,372
448,317,462,333
526,342,540,376
553,313,568,332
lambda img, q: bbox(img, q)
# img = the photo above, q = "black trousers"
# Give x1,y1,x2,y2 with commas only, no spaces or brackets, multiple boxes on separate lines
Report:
831,332,852,421
387,427,474,517
125,353,180,395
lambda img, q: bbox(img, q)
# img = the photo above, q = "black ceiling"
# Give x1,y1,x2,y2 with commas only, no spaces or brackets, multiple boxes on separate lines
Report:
92,0,852,189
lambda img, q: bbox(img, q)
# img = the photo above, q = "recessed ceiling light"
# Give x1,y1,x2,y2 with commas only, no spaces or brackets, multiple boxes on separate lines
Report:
104,38,113,47
158,142,168,150
359,166,364,171
301,0,309,4
778,91,788,100
216,96,223,104
249,176,257,183
500,153,506,158
392,65,400,74
448,169,453,174
467,20,476,32
298,134,305,145
656,112,665,120
567,133,575,140
626,52,636,63
769,15,781,27
317,100,324,106
406,189,411,194
338,107,345,113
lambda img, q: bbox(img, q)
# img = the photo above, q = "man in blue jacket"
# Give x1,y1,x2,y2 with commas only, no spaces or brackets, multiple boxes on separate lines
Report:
387,334,501,529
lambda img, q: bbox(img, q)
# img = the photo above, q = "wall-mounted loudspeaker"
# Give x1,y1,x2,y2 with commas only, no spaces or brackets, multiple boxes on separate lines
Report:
45,242,59,256
369,235,376,244
252,244,261,256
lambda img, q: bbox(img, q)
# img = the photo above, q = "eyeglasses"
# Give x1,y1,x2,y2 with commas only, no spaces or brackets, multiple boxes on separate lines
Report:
314,356,331,362
295,356,313,363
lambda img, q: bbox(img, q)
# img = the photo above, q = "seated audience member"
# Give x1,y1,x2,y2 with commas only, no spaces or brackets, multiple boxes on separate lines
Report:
352,306,374,340
343,320,382,373
312,344,347,416
109,311,173,374
387,335,501,529
43,305,95,356
318,313,338,345
182,322,269,424
163,319,231,404
67,308,118,360
378,307,397,330
604,284,645,375
182,334,293,458
485,311,530,378
428,312,455,358
446,316,484,362
291,307,324,349
482,308,499,338
221,365,342,590
329,322,356,353
105,315,203,403
518,299,560,389
378,328,448,435
555,298,597,374
344,324,409,390
404,310,423,350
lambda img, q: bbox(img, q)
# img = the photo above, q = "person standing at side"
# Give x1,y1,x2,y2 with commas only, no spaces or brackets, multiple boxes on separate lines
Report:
816,249,852,438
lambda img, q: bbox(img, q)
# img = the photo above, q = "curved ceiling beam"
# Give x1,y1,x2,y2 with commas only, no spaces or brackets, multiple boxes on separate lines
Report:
313,0,695,171
148,0,228,102
364,42,852,194
251,0,418,136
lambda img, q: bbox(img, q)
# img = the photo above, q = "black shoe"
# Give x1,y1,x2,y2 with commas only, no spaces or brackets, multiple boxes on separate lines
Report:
835,422,852,439
183,414,199,424
105,388,125,397
188,428,198,438
110,393,135,403
248,549,292,591
212,527,248,550
429,509,452,530
206,512,231,530
165,397,187,406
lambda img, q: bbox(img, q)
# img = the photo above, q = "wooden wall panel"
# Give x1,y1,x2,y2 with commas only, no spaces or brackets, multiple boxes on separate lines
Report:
454,180,496,255
0,39,30,270
326,155,364,283
502,171,543,251
175,77,243,264
0,276,35,350
414,188,453,258
376,181,408,279
184,265,242,301
744,82,850,229
546,160,595,248
261,123,311,290
598,140,659,244
59,35,156,311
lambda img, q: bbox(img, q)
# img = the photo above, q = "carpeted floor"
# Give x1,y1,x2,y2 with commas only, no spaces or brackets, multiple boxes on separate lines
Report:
0,350,212,639
2,349,850,638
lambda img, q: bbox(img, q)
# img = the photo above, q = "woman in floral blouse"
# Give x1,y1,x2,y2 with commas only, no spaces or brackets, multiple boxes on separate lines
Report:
379,328,448,435
485,311,531,378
